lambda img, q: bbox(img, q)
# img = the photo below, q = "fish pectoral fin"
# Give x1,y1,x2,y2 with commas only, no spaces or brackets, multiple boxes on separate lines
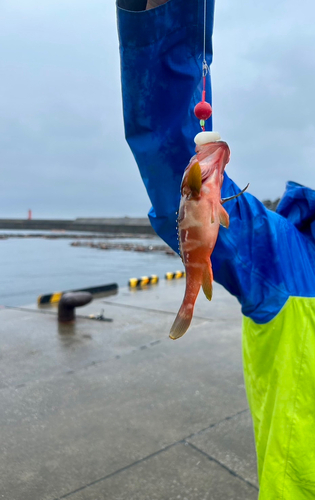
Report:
202,263,213,301
186,161,202,195
221,183,250,204
219,205,230,228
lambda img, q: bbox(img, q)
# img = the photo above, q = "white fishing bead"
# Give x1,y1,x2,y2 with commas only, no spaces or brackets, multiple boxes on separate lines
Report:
194,131,221,145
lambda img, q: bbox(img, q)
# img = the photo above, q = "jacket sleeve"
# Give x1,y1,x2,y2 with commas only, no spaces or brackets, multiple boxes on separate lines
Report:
116,0,315,324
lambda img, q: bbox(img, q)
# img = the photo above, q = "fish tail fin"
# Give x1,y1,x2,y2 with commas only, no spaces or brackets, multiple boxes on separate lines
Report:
169,279,201,340
169,306,194,340
202,261,213,301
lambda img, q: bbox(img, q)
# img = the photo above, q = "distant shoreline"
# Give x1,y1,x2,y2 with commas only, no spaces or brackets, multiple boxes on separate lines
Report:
0,232,156,240
0,200,279,235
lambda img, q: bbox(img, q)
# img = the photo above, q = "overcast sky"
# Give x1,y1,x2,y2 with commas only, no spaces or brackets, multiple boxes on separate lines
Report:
1,0,314,218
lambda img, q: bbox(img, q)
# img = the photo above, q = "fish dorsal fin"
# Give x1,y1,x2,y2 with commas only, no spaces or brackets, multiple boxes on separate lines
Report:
187,161,202,194
221,183,250,204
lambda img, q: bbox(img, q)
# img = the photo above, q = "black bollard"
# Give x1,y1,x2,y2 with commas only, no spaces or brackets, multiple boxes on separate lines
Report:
58,292,93,323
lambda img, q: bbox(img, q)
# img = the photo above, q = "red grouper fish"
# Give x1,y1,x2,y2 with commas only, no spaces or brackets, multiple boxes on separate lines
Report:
170,132,248,340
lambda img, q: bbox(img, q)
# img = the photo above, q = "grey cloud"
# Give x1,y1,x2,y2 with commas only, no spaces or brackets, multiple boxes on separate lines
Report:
212,0,315,199
1,0,315,218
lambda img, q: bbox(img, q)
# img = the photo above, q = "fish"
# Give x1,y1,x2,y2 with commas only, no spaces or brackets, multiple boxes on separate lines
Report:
170,136,248,340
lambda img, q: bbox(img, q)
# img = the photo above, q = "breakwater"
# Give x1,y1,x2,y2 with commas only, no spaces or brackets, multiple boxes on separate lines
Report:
70,240,176,255
0,217,156,235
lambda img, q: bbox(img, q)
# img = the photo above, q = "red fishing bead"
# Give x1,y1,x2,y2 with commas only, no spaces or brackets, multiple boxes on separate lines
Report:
194,101,212,121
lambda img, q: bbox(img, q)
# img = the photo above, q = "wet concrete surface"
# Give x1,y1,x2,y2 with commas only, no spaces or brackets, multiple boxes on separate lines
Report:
0,280,258,500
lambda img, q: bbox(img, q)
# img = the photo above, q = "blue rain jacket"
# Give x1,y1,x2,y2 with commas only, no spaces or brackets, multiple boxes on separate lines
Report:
117,1,315,498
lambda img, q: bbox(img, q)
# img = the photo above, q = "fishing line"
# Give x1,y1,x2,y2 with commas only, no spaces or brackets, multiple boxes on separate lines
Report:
194,0,212,131
203,0,208,76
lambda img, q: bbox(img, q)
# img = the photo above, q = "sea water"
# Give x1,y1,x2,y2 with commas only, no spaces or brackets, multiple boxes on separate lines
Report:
0,232,182,306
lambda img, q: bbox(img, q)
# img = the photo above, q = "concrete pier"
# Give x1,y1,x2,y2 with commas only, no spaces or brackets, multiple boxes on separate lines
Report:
0,280,258,500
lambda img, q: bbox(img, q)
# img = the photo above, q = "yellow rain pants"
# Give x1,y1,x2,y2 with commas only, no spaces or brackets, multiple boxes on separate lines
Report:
243,297,315,499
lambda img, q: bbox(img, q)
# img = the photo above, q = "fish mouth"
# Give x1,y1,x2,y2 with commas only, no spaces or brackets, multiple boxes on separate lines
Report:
196,141,231,173
181,138,231,193
196,140,230,157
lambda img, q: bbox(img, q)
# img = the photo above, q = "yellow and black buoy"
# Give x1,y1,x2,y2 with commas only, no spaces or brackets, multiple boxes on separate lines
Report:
128,275,159,288
165,270,186,280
